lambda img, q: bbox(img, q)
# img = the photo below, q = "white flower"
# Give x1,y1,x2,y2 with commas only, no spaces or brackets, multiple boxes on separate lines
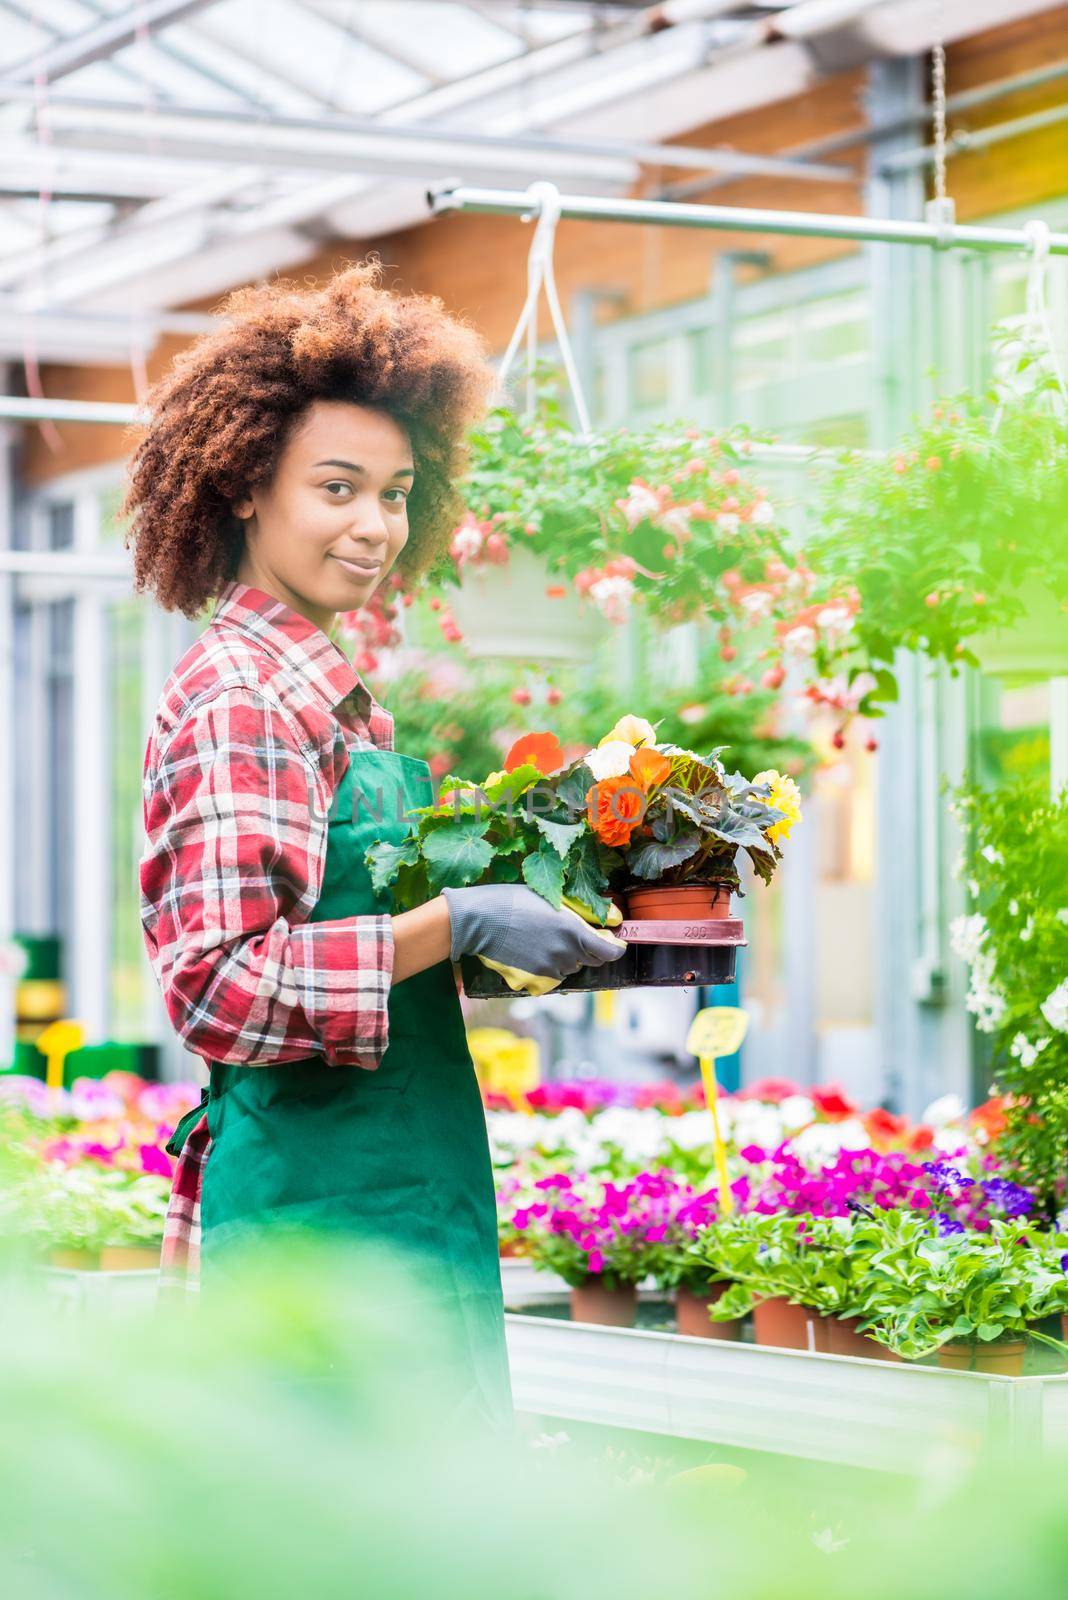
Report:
1008,899,1020,916
949,913,988,965
1040,980,1068,1034
716,512,741,537
967,879,980,898
1010,1034,1051,1068
738,587,775,621
616,482,663,529
449,519,484,563
588,575,635,623
1019,916,1035,942
1057,909,1068,927
964,949,1006,1033
781,624,818,657
815,603,857,645
584,739,637,780
750,499,775,527
980,845,1004,865
787,1118,870,1167
921,1093,965,1128
659,505,692,540
778,1094,817,1130
952,851,966,882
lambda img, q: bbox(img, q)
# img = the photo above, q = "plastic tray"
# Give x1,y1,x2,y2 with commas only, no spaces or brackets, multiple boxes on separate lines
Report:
460,918,746,997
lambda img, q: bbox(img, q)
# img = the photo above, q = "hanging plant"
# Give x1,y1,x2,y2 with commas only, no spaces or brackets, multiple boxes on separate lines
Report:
806,354,1068,713
440,376,813,645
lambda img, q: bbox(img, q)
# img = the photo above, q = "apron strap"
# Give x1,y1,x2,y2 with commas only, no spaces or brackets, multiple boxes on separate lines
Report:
165,1086,210,1159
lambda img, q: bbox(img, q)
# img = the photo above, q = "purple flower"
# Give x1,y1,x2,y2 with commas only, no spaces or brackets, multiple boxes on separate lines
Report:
936,1214,966,1236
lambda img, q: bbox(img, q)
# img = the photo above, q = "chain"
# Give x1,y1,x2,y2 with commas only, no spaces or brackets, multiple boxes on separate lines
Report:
932,38,948,205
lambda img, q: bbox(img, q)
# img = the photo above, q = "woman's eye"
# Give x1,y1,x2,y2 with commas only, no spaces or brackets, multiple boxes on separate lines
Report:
384,488,409,504
324,481,352,497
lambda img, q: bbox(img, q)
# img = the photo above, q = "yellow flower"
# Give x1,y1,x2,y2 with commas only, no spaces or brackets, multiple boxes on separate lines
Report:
601,714,657,748
752,769,802,846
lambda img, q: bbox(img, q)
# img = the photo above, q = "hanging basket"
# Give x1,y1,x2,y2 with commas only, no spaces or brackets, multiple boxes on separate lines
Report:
447,547,607,664
969,579,1068,685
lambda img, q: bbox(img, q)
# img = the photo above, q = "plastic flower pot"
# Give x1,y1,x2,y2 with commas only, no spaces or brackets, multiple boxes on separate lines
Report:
825,1315,900,1362
751,1297,812,1351
937,1339,1027,1376
675,1283,742,1340
98,1244,161,1273
624,883,733,922
968,579,1068,686
569,1280,639,1328
447,546,607,663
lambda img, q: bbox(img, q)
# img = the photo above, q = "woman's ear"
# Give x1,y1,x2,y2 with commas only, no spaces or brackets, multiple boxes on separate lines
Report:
233,495,254,520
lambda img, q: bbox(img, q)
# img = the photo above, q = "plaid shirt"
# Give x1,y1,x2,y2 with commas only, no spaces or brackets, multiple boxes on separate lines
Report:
142,580,396,1293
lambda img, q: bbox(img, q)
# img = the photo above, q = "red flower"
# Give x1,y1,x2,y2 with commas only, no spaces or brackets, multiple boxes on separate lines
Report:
586,777,646,847
906,1125,936,1152
735,1077,801,1104
863,1107,908,1146
811,1083,859,1120
504,730,565,775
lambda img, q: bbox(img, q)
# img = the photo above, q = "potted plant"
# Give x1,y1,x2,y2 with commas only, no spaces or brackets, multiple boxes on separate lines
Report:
367,716,799,996
508,1170,702,1328
846,1213,1068,1375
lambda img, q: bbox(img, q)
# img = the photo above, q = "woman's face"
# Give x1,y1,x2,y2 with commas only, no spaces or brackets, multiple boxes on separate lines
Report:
233,399,413,634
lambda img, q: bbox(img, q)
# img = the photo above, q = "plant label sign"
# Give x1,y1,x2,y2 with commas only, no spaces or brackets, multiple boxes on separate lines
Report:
686,1006,749,1061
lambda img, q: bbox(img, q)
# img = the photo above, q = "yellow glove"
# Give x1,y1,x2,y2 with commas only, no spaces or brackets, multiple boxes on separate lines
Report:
476,895,624,996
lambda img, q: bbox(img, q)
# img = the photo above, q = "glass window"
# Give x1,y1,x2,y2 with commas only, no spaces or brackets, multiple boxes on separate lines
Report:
627,339,671,411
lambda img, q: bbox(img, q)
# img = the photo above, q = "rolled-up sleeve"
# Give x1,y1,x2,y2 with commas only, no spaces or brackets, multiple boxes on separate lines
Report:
139,686,393,1069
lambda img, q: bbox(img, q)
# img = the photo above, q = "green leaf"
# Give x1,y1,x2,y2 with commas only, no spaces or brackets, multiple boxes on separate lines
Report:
553,762,596,817
564,833,612,921
522,842,566,908
626,831,701,879
534,816,584,860
976,1321,1006,1342
483,764,542,804
421,820,495,892
366,836,420,896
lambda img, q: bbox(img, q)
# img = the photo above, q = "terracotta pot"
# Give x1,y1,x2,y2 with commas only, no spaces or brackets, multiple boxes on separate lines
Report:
99,1244,161,1273
752,1297,811,1350
569,1281,638,1328
804,1312,832,1353
676,1283,741,1340
825,1315,900,1362
47,1247,100,1271
937,1339,1027,1377
624,883,733,922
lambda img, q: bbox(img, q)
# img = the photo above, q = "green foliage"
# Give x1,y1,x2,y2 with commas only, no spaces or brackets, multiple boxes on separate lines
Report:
808,363,1068,697
949,780,1068,1206
367,741,789,913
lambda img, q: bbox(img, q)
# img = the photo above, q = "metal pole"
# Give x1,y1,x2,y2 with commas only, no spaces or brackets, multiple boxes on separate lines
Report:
427,182,1068,255
0,397,145,426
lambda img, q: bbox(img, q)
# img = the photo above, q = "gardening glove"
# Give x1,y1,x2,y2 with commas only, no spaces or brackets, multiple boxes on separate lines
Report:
441,885,627,988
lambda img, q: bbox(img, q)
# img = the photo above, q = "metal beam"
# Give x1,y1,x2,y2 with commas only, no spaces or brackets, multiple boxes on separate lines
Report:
427,181,1068,254
0,83,850,183
3,0,226,85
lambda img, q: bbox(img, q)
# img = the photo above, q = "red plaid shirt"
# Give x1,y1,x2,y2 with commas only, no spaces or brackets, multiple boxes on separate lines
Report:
142,581,397,1293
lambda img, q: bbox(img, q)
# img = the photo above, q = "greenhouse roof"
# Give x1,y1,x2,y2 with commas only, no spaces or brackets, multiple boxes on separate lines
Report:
0,0,1058,361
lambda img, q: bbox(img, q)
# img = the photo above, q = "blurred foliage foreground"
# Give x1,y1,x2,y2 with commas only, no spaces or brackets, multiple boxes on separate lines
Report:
2,1235,1068,1600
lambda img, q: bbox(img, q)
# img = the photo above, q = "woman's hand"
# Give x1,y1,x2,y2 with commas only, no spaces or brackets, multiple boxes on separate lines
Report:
441,885,627,979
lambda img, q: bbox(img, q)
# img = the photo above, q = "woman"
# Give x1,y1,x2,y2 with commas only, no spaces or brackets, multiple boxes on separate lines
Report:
127,262,625,1431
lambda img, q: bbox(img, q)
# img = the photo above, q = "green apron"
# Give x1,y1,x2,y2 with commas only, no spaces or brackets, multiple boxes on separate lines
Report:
190,746,512,1431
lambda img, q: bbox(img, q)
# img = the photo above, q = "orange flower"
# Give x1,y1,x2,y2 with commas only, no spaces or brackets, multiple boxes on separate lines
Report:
586,777,646,846
629,746,671,790
504,730,565,775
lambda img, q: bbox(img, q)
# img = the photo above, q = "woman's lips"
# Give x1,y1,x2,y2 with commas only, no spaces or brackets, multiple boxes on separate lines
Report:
332,554,382,579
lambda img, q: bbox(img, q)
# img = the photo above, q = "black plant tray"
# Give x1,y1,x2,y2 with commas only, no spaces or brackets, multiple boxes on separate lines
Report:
460,918,745,997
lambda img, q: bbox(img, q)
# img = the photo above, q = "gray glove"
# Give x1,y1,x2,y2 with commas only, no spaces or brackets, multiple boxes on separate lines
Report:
441,884,628,979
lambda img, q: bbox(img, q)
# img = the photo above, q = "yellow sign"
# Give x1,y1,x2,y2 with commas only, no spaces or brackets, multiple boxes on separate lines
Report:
35,1019,86,1093
686,1007,749,1218
685,1006,748,1059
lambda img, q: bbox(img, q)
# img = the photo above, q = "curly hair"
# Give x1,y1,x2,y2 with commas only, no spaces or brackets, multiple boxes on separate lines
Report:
121,258,496,618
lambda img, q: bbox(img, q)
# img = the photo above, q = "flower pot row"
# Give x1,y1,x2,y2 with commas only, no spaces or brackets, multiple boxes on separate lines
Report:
566,1281,1045,1375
